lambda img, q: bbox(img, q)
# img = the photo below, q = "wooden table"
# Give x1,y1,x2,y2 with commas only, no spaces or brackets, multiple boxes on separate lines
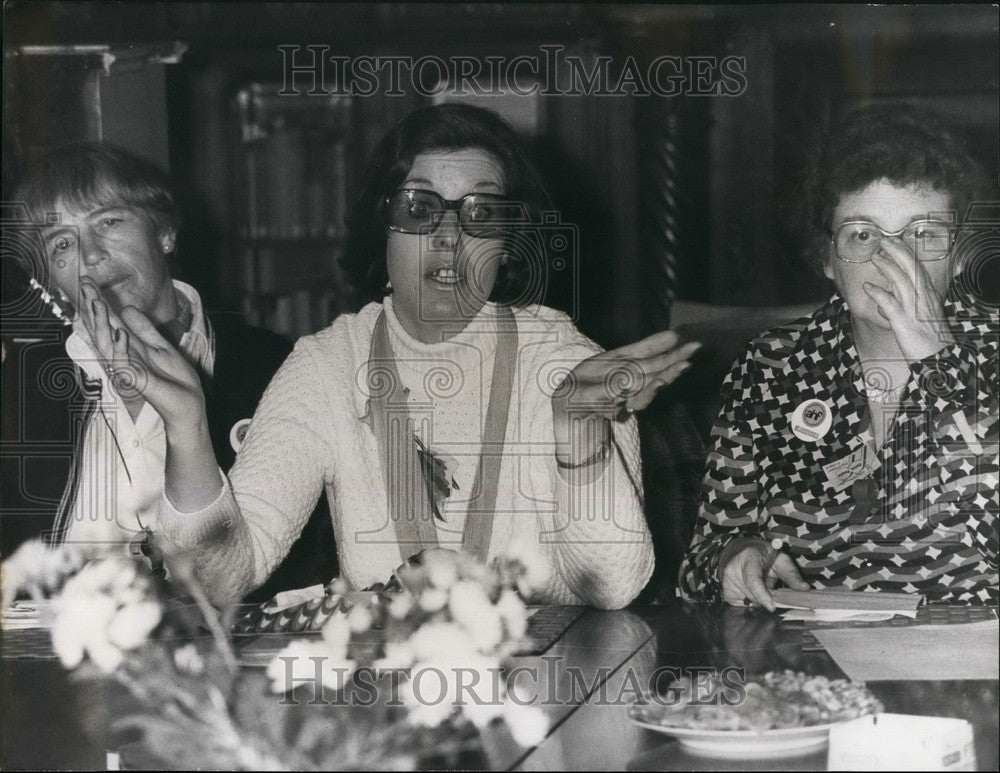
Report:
3,601,997,771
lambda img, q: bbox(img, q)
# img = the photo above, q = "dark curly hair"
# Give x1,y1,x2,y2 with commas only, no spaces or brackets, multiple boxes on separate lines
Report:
340,103,552,305
801,102,985,272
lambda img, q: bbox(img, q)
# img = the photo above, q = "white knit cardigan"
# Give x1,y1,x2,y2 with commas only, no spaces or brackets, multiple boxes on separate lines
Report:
159,300,654,608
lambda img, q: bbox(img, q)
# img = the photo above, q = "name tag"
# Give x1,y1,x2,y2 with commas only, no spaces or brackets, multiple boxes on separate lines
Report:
824,443,880,492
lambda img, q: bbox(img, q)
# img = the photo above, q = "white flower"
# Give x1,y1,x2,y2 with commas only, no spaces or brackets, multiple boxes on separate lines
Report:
409,622,475,661
496,589,528,640
503,702,549,748
449,581,503,652
86,638,125,674
448,581,491,626
403,652,503,728
374,642,415,671
419,587,448,612
50,594,117,671
424,553,459,588
503,539,551,597
388,592,414,619
320,614,351,657
1,541,85,609
66,558,132,597
400,676,456,728
46,556,159,675
173,644,204,674
267,639,355,694
347,604,373,633
106,601,162,650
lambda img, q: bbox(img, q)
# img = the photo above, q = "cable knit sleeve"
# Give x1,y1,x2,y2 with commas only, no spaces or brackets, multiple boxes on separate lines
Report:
158,339,333,604
523,315,654,609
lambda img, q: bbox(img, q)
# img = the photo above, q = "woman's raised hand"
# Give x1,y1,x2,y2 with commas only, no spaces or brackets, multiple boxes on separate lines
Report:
552,330,701,423
864,238,956,363
78,278,207,434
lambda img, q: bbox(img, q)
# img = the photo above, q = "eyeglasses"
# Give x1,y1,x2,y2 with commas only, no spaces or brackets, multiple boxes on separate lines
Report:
380,189,526,238
832,219,954,263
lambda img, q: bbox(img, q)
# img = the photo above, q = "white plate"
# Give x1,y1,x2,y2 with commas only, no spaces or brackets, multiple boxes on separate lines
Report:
630,717,842,758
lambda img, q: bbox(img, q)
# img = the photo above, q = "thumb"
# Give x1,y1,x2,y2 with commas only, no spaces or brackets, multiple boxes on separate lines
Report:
770,553,810,590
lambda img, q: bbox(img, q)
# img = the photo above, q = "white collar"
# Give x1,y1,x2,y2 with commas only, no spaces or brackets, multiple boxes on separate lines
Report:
66,279,214,383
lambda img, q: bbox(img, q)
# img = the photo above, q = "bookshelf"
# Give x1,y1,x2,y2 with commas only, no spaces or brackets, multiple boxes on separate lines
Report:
233,83,357,338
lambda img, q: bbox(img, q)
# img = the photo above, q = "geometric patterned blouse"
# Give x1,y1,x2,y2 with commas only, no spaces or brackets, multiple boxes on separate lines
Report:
678,289,998,605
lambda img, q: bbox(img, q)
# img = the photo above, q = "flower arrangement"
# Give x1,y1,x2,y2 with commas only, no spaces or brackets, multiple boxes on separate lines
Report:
1,540,552,770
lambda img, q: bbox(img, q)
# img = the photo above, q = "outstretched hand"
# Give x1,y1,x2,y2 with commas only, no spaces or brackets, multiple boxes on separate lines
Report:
553,330,701,423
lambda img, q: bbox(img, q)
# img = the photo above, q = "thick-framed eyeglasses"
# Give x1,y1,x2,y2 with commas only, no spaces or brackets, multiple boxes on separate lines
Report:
831,219,954,263
380,188,525,238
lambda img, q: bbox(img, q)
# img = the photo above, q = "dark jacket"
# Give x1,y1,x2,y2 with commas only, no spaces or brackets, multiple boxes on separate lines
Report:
0,303,338,601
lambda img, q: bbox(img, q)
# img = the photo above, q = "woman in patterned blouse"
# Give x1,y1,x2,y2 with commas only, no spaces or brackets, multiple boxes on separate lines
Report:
679,103,997,606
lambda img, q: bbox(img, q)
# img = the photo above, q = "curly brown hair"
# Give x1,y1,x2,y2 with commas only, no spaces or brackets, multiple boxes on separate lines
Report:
801,102,985,272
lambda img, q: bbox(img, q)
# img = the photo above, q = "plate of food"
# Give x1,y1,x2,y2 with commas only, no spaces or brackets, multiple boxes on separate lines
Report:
628,670,883,758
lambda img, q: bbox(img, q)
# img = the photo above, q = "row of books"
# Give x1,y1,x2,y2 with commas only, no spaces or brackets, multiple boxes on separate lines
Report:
238,243,346,296
243,289,346,339
243,121,350,240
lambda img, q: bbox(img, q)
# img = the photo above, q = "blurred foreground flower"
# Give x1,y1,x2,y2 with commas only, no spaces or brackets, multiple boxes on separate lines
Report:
3,538,554,769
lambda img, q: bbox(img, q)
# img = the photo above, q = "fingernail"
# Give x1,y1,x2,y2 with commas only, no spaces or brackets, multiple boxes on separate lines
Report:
113,328,121,343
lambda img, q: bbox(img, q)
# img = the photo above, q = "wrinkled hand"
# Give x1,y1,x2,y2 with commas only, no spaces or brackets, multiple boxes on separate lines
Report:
79,278,206,433
553,330,700,424
720,541,810,613
864,238,956,363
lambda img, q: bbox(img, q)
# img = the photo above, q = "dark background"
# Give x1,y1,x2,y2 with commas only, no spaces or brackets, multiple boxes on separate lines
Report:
4,2,997,344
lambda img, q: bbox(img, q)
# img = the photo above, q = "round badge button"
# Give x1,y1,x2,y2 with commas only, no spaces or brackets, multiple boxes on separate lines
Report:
229,418,252,452
790,398,833,442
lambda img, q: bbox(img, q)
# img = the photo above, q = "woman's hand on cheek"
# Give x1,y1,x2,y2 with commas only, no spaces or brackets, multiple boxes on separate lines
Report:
864,239,955,363
79,278,207,436
116,306,208,436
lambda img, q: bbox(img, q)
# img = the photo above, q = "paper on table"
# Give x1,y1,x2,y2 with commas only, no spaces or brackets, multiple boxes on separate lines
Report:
782,609,897,623
772,588,920,618
813,620,999,681
0,599,53,630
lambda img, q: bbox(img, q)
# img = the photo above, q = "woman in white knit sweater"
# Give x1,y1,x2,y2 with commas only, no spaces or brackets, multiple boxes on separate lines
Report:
82,105,700,608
